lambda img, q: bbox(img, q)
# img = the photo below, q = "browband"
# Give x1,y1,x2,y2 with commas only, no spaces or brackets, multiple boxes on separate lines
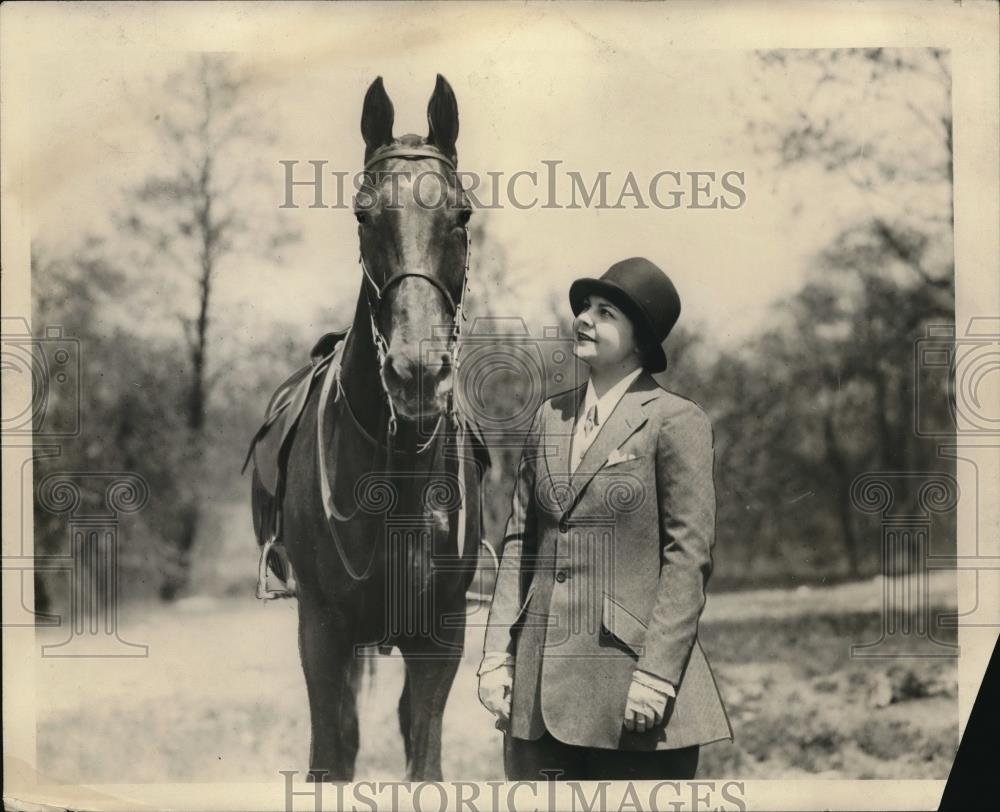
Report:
364,145,457,172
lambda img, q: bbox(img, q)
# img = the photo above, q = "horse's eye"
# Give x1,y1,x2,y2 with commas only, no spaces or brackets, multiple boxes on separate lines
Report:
355,211,368,225
457,208,472,226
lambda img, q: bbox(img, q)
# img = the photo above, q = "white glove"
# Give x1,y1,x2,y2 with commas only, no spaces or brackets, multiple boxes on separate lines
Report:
478,663,514,726
623,675,671,733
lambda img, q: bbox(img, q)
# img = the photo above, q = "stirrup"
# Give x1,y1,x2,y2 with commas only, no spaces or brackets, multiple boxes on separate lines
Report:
256,536,298,600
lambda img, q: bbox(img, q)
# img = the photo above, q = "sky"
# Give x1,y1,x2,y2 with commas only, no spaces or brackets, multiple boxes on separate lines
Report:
11,2,951,351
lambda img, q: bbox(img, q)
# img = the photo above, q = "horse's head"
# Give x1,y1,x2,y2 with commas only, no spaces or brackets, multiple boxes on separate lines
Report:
355,75,471,422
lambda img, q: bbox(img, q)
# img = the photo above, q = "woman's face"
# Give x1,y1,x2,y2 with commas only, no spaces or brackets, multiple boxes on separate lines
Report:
572,293,641,369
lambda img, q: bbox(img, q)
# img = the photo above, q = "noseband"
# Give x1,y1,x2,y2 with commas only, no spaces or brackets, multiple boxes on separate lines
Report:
356,145,471,438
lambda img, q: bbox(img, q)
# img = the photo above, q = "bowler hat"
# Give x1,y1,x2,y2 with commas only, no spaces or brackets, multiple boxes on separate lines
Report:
569,257,681,373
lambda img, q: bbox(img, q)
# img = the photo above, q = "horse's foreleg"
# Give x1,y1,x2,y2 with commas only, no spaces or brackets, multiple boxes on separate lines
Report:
398,627,464,781
297,595,359,781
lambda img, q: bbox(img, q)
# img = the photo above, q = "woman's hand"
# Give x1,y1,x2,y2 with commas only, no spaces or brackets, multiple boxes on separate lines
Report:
623,677,669,733
478,664,514,726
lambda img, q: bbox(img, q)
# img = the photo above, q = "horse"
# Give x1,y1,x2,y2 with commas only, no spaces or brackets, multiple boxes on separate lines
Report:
249,75,489,781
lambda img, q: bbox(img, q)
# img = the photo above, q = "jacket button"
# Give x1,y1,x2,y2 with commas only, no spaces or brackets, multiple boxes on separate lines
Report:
555,571,567,583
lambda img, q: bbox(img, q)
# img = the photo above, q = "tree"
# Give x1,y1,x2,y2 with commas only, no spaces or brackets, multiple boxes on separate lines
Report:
734,48,957,577
120,55,297,600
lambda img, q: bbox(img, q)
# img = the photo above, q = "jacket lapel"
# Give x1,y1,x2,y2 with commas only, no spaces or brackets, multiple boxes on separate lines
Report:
543,384,585,513
561,372,662,519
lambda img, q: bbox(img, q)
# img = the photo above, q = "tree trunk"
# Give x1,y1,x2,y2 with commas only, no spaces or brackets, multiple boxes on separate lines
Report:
161,181,214,602
159,500,201,601
872,369,898,470
823,412,862,577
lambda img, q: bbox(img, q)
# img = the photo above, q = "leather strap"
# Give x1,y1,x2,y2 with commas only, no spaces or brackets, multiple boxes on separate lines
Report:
364,145,456,172
375,270,459,314
454,419,467,558
315,338,380,580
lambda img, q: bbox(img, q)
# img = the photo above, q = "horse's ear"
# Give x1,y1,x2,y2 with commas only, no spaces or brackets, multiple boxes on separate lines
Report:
426,74,459,160
361,77,394,160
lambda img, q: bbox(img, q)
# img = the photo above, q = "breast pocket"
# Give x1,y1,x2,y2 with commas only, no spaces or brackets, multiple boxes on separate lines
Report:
602,454,648,471
602,436,652,471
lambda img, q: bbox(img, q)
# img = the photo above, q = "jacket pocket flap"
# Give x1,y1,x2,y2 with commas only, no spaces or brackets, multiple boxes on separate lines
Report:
512,581,538,627
601,593,648,656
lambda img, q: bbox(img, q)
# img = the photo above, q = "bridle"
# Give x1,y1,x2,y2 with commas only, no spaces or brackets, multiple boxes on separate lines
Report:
355,144,472,440
307,143,475,579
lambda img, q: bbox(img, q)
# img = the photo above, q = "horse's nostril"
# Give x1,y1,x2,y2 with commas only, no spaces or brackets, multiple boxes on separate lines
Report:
435,352,453,380
383,354,406,387
422,353,452,391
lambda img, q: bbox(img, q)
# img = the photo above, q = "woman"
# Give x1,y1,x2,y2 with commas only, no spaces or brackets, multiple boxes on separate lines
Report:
478,257,732,780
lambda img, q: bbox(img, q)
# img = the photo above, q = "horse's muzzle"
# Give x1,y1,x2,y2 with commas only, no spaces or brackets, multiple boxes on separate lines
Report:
381,349,453,419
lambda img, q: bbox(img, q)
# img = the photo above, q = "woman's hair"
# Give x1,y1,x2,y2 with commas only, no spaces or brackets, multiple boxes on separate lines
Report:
639,342,662,372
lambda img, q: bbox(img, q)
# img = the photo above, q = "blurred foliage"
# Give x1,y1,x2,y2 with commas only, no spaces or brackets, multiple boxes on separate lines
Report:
32,242,190,609
31,239,308,611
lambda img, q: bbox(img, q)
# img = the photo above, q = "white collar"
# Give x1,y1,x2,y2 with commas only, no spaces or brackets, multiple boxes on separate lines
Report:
581,367,643,427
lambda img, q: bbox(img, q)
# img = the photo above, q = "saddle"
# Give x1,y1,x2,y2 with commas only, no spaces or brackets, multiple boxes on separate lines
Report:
243,330,347,495
243,330,348,598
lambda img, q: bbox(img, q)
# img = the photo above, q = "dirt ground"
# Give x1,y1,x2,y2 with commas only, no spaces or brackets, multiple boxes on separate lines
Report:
35,572,959,783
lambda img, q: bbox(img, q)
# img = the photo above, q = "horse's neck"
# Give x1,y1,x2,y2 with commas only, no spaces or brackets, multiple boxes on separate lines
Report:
340,290,386,440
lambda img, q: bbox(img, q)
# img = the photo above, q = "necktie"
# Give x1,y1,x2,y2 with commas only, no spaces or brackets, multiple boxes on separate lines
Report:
583,404,598,438
572,404,598,472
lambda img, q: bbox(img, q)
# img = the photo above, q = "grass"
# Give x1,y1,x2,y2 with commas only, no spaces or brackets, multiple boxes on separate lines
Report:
35,573,958,783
